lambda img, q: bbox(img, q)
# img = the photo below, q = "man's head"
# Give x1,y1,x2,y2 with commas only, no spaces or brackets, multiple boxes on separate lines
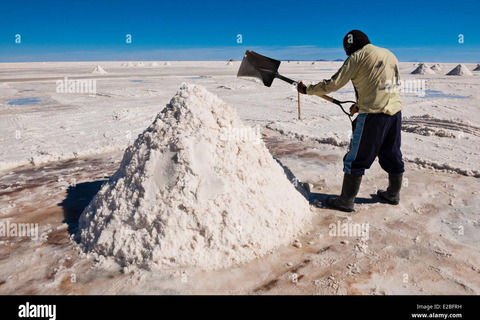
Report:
343,30,371,56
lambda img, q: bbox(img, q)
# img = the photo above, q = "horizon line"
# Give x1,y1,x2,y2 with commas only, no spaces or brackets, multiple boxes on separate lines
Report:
2,45,480,64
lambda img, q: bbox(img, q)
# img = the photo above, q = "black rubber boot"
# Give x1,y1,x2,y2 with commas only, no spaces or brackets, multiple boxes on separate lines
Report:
377,173,403,205
326,173,363,212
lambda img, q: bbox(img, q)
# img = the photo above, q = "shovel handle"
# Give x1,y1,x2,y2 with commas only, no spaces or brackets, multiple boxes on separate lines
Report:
297,91,301,120
274,72,357,117
319,94,341,105
275,73,297,85
274,73,342,105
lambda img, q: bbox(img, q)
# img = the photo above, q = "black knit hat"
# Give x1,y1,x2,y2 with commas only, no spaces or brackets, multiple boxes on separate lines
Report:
343,30,371,56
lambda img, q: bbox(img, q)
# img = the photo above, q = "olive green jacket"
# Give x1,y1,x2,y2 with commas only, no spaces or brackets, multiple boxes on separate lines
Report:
306,44,402,115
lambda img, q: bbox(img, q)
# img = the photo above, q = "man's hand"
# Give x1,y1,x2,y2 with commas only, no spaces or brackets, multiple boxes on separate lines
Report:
349,103,359,116
297,82,307,94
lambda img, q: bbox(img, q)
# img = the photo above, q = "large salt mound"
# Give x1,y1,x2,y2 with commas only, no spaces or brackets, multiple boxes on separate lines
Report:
446,64,473,76
75,84,312,270
411,63,436,75
472,64,480,71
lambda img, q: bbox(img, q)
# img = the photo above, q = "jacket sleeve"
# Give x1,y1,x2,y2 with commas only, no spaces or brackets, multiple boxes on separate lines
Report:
306,56,357,96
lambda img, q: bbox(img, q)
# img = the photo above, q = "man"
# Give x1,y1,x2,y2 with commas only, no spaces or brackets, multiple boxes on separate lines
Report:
297,30,405,212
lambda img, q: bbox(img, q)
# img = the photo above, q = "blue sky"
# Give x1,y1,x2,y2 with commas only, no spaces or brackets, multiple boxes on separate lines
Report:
1,0,479,62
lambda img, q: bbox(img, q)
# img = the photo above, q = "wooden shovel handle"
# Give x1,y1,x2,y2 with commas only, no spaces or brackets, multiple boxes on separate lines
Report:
320,94,338,104
320,94,358,116
297,91,301,120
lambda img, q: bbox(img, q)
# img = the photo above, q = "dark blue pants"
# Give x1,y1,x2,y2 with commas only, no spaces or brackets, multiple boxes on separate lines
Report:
343,112,404,176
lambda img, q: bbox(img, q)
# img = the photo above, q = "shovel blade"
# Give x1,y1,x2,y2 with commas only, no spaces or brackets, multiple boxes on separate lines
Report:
237,50,281,87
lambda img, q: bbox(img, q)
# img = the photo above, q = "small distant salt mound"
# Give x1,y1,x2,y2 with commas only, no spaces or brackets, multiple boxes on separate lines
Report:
226,61,233,65
150,61,159,67
473,64,480,71
297,61,301,64
431,64,442,71
311,62,316,65
136,62,145,67
75,84,311,270
92,66,108,74
446,64,473,76
125,62,134,67
411,63,436,75
164,62,171,66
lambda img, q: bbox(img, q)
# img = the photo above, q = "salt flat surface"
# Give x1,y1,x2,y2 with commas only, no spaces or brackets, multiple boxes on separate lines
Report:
1,61,479,175
0,61,479,294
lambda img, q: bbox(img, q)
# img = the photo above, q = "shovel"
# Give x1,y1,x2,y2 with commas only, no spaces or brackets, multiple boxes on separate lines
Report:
237,50,357,121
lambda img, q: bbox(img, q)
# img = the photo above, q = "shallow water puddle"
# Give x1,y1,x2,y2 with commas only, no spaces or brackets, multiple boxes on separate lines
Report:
404,90,469,99
128,80,153,83
6,97,44,105
187,76,209,79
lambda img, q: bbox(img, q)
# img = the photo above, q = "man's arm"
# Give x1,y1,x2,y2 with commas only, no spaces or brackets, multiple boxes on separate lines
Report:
304,56,357,96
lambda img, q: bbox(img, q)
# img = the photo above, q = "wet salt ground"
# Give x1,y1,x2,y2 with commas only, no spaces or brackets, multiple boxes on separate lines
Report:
0,130,479,295
0,60,479,293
